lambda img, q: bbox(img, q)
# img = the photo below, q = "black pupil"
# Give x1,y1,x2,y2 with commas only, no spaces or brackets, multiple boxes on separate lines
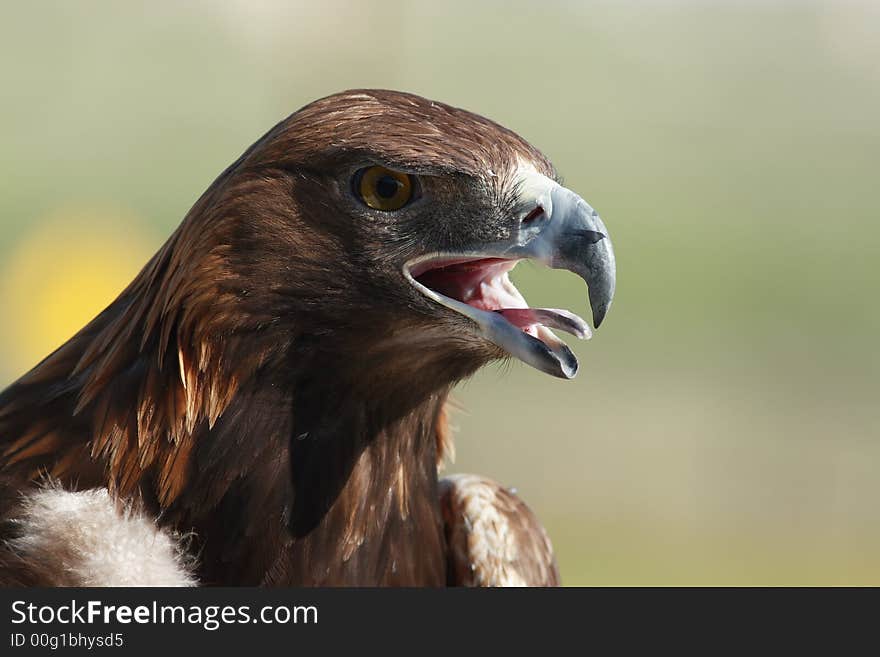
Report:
375,175,401,199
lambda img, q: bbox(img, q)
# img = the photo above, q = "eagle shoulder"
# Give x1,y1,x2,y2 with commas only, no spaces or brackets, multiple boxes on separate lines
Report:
439,473,560,587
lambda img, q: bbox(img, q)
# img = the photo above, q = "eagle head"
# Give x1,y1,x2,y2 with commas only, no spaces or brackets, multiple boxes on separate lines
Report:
208,89,615,391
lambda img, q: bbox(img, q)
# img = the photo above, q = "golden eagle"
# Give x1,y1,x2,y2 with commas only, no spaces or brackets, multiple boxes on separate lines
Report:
0,90,615,586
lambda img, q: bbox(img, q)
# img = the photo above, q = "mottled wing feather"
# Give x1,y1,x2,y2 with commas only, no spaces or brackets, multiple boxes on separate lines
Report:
439,473,560,587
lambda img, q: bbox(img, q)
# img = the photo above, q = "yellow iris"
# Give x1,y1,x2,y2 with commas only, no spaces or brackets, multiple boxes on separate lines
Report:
358,166,413,211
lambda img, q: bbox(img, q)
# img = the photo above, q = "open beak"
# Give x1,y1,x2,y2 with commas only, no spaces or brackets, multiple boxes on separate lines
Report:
404,167,616,379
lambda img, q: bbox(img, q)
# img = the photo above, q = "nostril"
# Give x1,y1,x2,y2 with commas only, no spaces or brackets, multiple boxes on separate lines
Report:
568,229,606,244
521,205,545,226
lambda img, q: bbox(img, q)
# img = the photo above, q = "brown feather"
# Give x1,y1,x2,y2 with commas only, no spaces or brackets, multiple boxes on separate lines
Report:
440,474,561,586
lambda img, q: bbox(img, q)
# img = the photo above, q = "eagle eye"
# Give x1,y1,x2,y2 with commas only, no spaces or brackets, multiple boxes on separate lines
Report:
354,166,414,211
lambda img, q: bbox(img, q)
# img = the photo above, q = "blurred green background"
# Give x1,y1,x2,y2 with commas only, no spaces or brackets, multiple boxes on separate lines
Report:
1,1,878,584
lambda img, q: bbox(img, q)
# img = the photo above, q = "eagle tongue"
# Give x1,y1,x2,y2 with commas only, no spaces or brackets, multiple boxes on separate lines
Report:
495,308,592,340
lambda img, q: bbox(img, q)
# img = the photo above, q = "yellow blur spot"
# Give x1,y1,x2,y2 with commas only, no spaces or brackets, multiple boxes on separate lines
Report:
0,206,154,384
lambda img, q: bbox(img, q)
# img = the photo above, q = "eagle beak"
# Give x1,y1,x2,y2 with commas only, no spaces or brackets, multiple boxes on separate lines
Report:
404,168,615,379
507,172,616,330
